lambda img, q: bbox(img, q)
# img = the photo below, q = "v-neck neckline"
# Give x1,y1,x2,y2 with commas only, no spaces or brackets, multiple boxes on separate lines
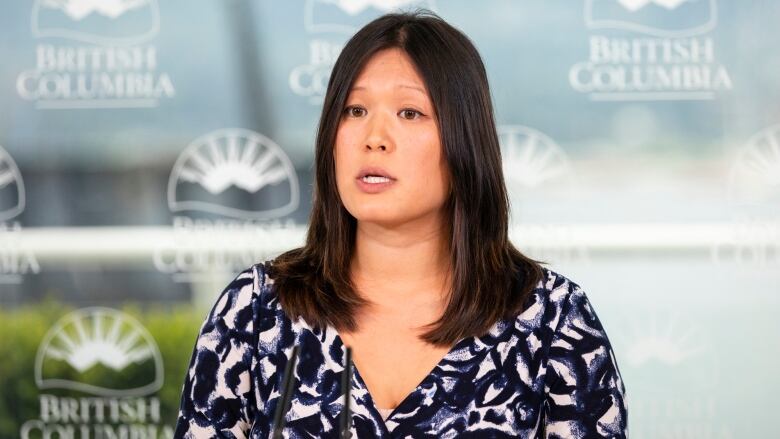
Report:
326,319,512,430
328,325,472,425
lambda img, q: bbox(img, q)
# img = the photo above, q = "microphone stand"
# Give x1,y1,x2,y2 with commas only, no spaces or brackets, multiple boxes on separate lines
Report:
270,345,353,439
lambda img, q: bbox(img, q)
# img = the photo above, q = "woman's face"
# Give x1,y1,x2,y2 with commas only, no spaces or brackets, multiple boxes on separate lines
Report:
334,47,450,229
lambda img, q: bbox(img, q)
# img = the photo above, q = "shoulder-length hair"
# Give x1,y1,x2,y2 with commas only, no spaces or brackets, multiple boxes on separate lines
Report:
269,10,545,346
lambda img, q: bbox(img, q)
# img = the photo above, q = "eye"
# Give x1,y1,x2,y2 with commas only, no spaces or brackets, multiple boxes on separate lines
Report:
399,109,423,120
343,106,366,118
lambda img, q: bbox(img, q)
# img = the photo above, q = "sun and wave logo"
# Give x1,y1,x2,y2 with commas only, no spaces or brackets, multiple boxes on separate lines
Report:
292,0,435,103
613,310,718,393
499,126,573,191
304,0,436,34
35,307,164,397
0,145,26,222
573,0,729,101
157,129,299,281
32,0,160,46
611,310,730,436
168,128,299,220
585,0,717,37
498,126,586,264
624,321,704,367
726,124,780,212
20,0,173,109
0,145,38,284
712,125,780,266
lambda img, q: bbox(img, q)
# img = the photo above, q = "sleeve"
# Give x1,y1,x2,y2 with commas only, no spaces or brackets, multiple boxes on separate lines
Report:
542,286,628,439
173,267,261,439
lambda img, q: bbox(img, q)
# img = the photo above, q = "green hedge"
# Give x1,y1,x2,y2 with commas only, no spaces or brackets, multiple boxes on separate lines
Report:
0,300,206,438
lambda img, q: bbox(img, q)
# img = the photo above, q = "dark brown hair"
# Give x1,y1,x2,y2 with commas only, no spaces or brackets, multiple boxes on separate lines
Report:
268,10,545,346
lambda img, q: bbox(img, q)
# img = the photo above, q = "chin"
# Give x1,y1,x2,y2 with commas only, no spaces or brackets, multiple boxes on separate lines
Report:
352,211,399,224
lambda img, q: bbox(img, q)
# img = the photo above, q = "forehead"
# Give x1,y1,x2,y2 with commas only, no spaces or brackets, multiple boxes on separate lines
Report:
351,47,427,91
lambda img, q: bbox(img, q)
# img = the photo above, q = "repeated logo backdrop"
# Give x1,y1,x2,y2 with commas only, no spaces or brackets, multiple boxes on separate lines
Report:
1,1,778,437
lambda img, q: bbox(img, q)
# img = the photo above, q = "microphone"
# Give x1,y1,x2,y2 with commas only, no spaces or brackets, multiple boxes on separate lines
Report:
270,344,354,438
271,345,300,439
339,346,353,438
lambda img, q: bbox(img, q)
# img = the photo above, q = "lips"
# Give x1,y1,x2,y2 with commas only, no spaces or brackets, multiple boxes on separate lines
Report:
356,166,396,180
355,166,396,194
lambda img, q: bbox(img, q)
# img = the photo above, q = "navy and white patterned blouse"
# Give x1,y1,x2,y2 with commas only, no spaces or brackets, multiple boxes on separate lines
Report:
174,262,627,438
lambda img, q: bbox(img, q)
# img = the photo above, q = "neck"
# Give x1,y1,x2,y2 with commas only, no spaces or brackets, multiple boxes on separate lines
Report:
350,215,452,305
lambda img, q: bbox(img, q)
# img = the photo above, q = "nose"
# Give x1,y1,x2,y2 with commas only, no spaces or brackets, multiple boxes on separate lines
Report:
364,112,394,153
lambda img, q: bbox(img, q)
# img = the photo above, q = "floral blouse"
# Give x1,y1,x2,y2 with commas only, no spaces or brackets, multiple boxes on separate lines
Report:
174,263,627,438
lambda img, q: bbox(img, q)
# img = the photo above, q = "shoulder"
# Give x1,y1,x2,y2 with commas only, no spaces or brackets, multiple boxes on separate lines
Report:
520,267,624,389
511,266,618,372
526,270,627,436
215,261,284,310
515,266,593,333
199,262,289,339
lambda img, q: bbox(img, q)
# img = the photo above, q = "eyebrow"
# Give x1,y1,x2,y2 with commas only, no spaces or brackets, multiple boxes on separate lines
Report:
350,84,426,94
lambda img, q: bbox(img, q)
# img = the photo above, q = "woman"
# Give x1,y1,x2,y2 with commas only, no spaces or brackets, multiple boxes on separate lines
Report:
174,10,627,438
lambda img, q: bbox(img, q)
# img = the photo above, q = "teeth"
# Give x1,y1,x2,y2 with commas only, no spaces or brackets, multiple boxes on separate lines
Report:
362,175,391,183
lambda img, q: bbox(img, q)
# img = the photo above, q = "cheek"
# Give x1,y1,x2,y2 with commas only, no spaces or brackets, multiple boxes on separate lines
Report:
334,130,353,181
412,129,443,169
406,137,448,195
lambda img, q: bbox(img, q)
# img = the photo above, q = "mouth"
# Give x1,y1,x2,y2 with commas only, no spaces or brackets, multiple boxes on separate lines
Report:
356,167,396,183
355,166,396,193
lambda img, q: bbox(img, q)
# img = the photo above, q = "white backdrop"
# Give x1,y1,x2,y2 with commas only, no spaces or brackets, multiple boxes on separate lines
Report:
1,1,779,437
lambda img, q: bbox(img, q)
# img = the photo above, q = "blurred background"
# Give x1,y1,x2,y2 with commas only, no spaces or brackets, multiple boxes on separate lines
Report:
1,0,778,437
